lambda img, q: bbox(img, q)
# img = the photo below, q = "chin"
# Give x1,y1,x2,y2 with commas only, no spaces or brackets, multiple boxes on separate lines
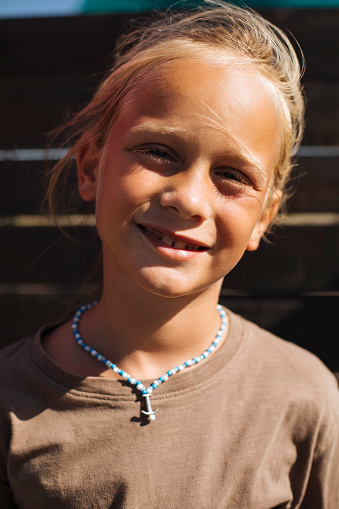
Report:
135,267,222,300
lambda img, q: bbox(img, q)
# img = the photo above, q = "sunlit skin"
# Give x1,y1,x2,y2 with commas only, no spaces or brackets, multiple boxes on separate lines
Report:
44,57,281,380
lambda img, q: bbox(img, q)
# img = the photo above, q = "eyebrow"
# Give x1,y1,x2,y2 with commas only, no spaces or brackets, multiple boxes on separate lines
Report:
237,149,271,185
128,125,188,137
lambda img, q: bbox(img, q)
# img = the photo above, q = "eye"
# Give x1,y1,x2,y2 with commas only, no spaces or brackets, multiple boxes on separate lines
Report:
214,168,251,187
129,145,175,163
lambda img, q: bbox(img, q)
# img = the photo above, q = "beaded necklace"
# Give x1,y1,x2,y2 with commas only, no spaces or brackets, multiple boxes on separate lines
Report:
72,302,227,422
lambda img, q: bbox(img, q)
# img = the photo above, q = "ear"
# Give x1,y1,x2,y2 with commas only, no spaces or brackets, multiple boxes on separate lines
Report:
246,190,282,252
77,143,100,201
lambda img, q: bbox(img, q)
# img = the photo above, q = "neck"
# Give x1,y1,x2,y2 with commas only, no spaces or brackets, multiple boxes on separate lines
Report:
79,276,225,380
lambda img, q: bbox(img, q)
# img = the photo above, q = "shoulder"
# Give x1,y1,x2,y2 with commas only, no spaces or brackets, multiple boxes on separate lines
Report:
0,320,66,380
227,311,339,454
0,334,34,375
0,325,56,406
0,334,39,404
228,310,339,404
0,335,38,440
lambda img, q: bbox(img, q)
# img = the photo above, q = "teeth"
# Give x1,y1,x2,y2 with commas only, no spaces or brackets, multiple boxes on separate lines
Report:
161,235,200,251
162,235,188,250
162,234,175,247
143,226,205,251
173,240,187,250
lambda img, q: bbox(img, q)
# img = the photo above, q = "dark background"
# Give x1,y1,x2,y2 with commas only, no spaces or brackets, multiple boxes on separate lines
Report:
0,9,338,372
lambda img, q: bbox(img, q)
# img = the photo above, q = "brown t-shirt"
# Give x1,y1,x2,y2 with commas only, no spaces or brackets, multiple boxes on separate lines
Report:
0,310,338,508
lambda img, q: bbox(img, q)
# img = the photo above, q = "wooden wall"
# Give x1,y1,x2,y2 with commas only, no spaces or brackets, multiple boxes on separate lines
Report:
0,10,338,372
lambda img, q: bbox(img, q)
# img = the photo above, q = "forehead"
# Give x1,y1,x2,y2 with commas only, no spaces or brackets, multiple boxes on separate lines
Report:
113,58,280,173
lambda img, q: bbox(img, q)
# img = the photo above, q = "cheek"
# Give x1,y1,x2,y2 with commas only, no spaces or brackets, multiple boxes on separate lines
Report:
216,195,264,242
95,163,160,223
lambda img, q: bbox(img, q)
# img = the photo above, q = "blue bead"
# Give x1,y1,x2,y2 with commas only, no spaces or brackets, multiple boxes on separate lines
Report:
159,377,164,382
151,383,157,389
167,371,172,376
142,389,148,395
119,370,125,376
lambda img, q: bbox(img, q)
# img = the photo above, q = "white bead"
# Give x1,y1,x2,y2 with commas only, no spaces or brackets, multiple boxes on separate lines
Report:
163,375,169,381
129,378,136,385
147,387,153,394
149,414,156,421
136,383,144,391
122,373,129,379
113,366,120,373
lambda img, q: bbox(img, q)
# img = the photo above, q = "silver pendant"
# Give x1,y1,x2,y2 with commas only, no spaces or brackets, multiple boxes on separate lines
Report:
141,393,158,421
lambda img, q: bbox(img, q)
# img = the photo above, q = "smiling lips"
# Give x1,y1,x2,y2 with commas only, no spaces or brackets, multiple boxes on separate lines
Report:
139,225,209,252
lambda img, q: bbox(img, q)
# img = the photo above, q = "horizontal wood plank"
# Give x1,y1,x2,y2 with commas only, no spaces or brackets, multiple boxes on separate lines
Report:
287,155,339,212
1,10,338,80
224,226,339,293
0,227,101,285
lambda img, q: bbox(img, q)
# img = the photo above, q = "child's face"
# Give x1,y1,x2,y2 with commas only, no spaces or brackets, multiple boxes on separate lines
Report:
78,58,280,300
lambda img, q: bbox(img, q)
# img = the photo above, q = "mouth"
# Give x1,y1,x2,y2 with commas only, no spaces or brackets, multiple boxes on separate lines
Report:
138,225,209,252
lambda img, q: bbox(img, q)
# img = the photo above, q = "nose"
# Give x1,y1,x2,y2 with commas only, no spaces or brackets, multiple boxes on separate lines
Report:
159,168,211,222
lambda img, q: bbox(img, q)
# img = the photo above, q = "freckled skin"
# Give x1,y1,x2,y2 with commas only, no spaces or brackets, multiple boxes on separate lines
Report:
79,58,280,301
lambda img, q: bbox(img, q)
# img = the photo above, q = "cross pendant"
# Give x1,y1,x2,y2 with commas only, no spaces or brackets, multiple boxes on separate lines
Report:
141,393,158,421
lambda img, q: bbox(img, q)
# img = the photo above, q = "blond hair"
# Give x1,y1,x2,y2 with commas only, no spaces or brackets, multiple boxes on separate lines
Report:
46,0,304,220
